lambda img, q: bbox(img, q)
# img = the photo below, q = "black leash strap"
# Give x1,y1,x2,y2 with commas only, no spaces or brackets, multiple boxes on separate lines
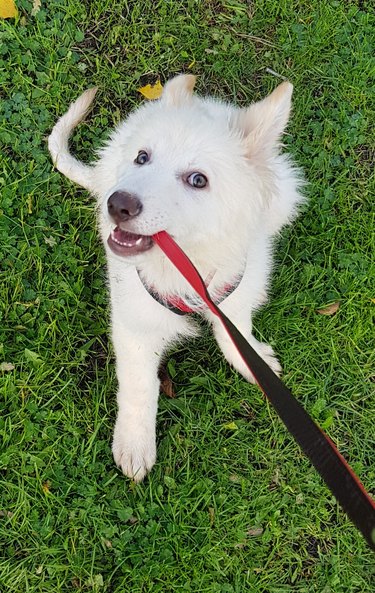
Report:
153,231,375,551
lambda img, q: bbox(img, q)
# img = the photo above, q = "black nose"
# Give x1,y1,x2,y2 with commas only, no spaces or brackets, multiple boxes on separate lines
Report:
107,191,143,222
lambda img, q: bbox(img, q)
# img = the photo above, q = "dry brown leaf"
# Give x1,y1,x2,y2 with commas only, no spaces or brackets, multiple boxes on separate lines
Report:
0,362,15,372
0,0,18,18
31,0,41,16
138,80,163,100
159,375,176,398
158,365,176,398
317,302,340,316
0,510,14,518
247,526,264,537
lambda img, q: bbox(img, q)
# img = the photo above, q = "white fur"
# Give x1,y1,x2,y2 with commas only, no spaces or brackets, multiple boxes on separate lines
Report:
49,75,304,482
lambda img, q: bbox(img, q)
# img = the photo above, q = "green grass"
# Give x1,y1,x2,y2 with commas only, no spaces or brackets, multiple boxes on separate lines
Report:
1,0,374,591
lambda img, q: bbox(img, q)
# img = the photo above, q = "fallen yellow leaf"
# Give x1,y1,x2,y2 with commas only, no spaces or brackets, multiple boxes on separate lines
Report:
223,421,238,430
42,481,51,494
316,302,340,316
0,0,18,18
138,80,163,100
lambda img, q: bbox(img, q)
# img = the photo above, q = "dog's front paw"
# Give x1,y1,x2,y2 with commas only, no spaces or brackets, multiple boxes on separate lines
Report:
255,341,282,377
112,417,156,482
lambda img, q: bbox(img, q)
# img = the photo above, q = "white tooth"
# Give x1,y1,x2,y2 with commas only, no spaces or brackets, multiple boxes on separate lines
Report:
114,237,125,246
135,237,143,245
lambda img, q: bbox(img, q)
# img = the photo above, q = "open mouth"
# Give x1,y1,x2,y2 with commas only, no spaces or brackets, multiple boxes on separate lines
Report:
107,227,154,256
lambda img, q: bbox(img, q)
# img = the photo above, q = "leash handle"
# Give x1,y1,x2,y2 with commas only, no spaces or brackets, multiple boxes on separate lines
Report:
153,231,375,551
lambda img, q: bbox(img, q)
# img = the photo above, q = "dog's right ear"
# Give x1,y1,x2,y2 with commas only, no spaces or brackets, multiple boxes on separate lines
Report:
233,82,293,158
162,74,196,107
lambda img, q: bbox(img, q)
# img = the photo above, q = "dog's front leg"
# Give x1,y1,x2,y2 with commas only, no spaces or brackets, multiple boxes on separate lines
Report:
209,305,282,383
111,323,163,482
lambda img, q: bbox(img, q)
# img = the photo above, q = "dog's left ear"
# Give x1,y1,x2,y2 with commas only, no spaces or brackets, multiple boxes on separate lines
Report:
162,74,196,107
234,82,293,157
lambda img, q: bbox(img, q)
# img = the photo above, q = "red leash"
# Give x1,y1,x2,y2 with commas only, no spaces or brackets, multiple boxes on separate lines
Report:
153,230,375,551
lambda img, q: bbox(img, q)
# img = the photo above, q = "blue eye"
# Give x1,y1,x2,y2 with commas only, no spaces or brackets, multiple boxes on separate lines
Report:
186,172,208,188
135,150,149,165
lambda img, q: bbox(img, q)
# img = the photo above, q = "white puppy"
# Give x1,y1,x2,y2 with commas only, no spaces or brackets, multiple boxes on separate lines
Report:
49,75,303,481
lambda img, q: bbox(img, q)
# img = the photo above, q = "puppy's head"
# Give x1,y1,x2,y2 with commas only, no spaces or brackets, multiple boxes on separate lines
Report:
81,76,293,261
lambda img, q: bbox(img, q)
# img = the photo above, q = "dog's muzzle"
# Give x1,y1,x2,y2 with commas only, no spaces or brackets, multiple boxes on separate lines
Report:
107,191,154,256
